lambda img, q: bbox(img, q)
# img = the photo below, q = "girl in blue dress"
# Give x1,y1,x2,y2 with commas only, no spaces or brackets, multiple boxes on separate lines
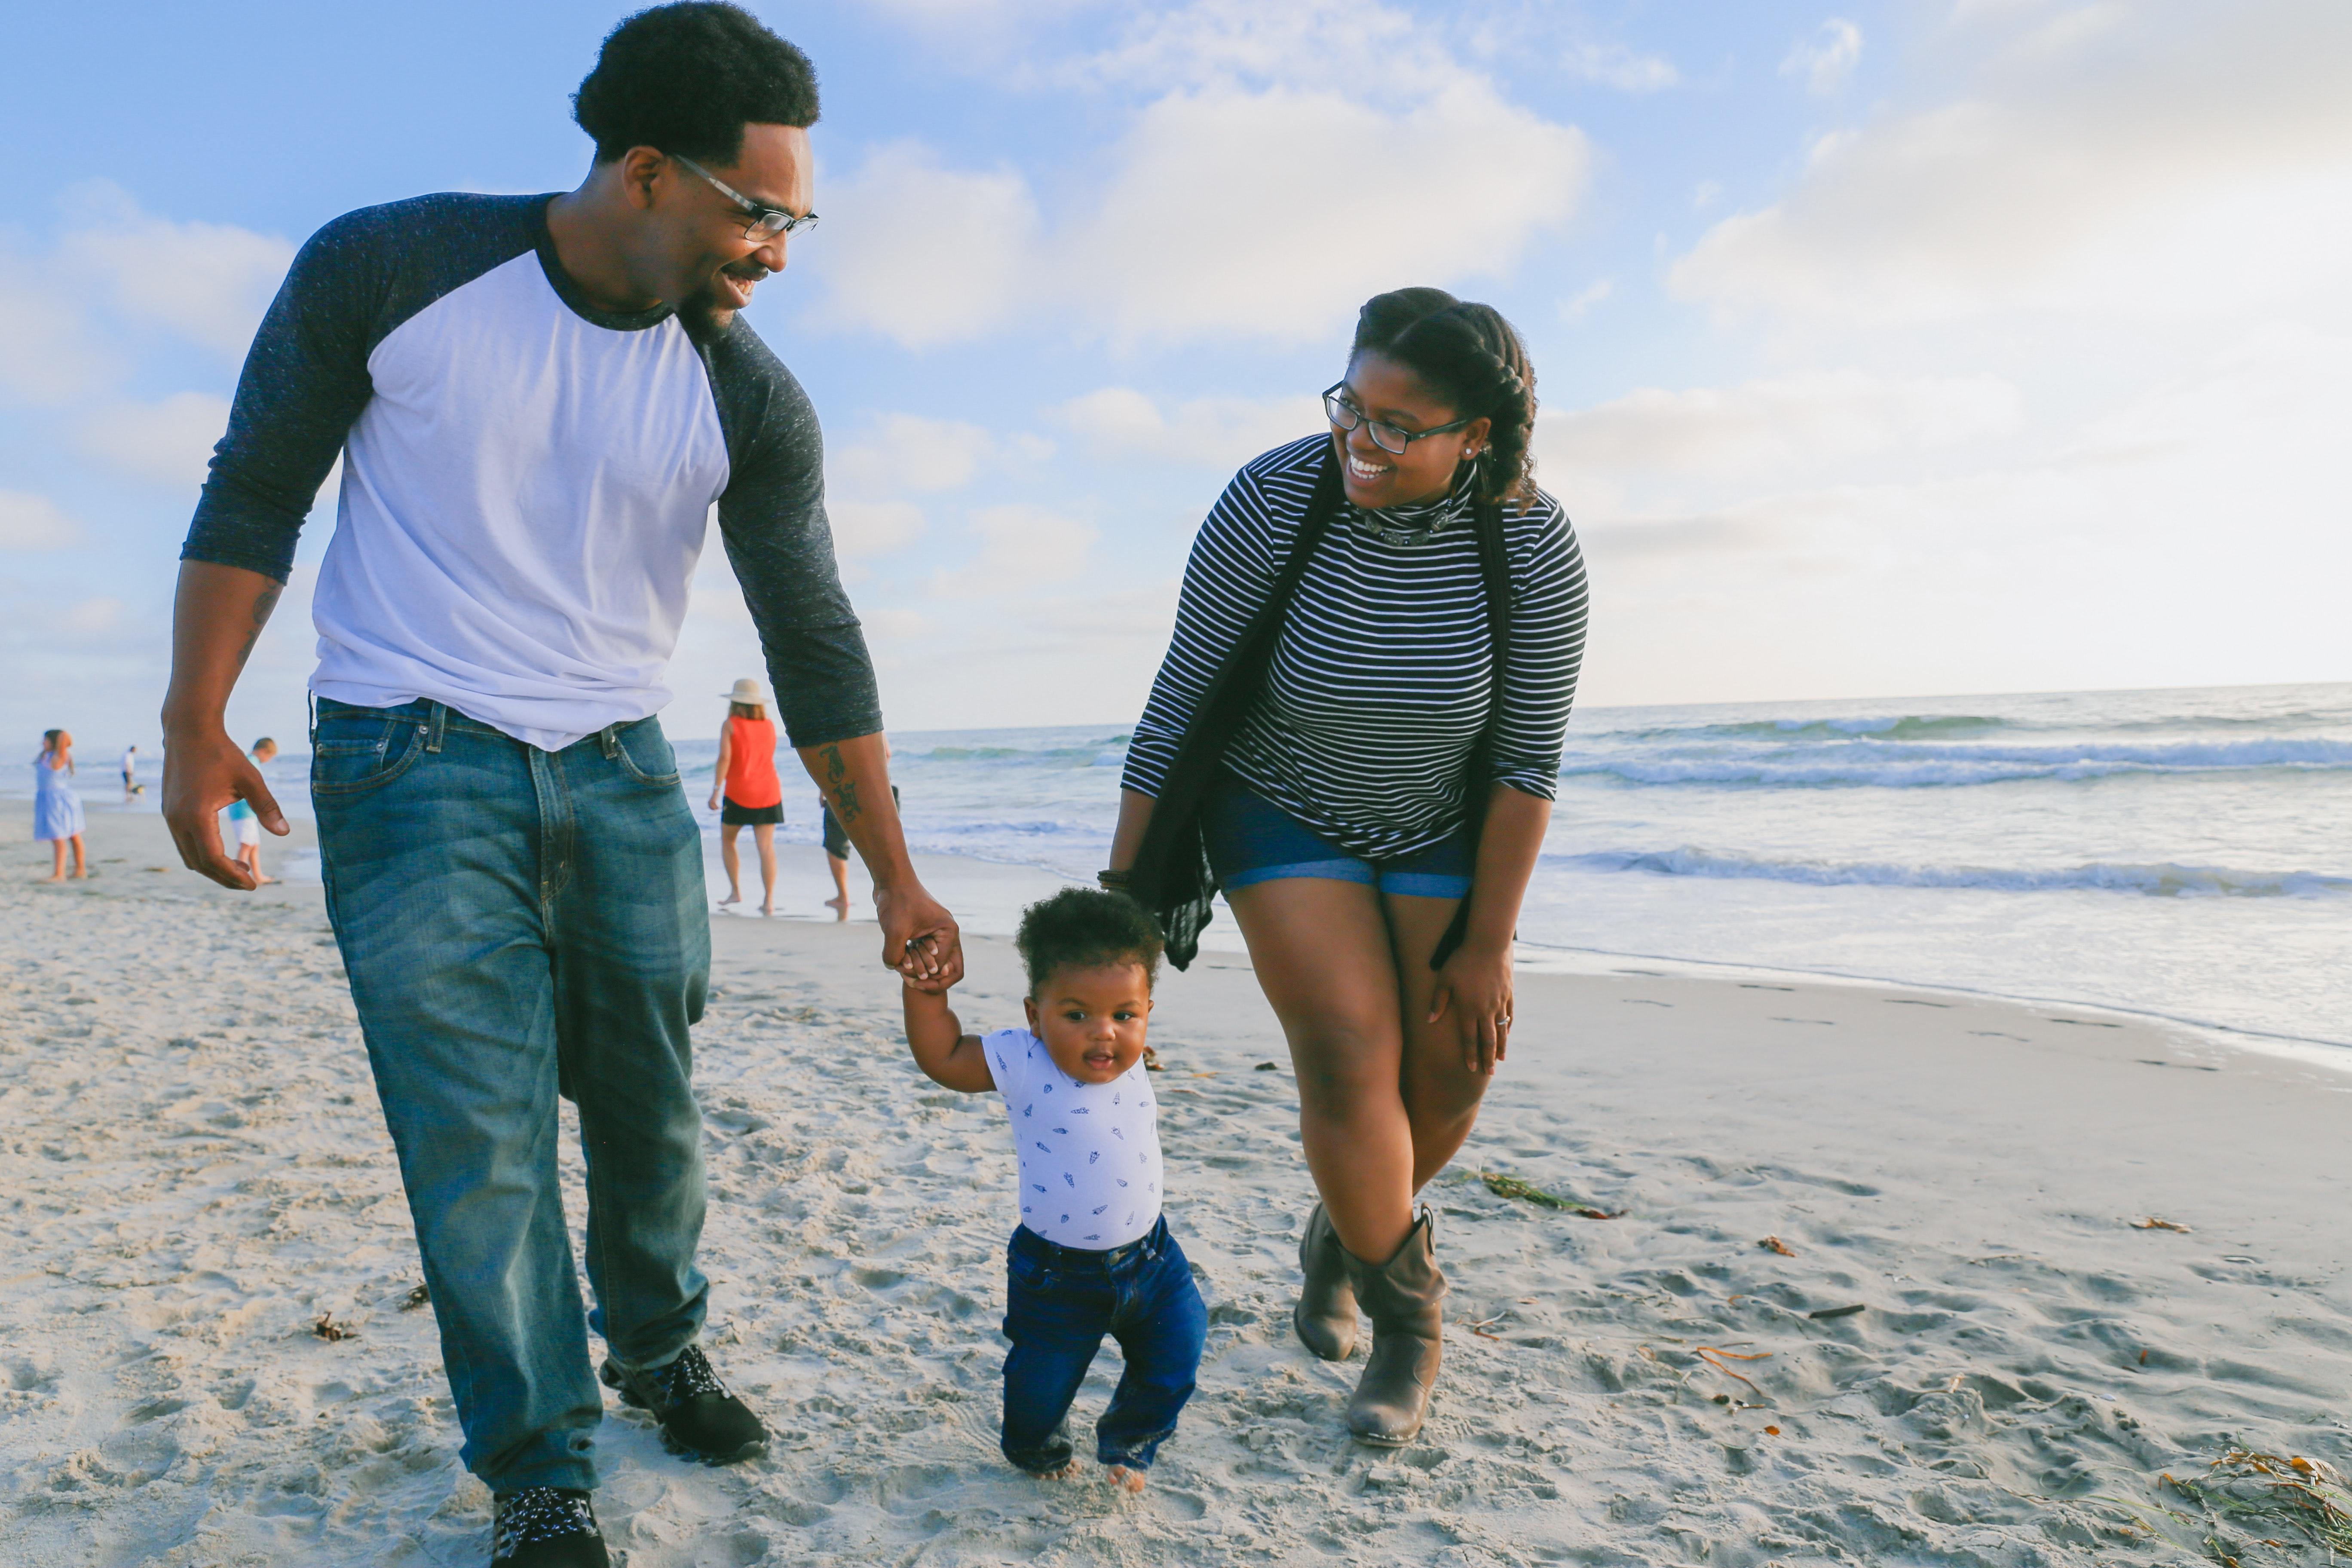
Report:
33,729,87,882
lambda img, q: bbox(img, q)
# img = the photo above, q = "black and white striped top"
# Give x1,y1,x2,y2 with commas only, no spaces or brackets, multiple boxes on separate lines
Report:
1124,435,1589,861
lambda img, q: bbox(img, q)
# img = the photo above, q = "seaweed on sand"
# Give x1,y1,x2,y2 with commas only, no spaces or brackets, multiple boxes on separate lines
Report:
2175,1451,2352,1558
2107,1450,2352,1565
1477,1170,1621,1219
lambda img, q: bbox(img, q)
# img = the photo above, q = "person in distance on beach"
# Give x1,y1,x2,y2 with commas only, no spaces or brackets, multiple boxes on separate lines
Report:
1111,289,1588,1447
708,677,783,915
160,6,960,1564
33,729,87,882
223,737,278,885
121,742,142,801
901,888,1207,1494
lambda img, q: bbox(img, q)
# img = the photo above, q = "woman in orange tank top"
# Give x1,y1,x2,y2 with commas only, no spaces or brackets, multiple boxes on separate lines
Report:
709,677,785,915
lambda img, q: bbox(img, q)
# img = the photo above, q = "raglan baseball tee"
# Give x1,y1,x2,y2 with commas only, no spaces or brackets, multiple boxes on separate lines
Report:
181,192,878,751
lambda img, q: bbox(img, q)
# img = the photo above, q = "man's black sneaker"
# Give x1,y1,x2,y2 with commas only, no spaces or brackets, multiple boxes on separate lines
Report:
600,1344,768,1463
490,1487,608,1567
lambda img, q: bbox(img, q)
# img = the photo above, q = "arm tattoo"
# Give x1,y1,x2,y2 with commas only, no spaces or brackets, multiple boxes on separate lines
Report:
818,743,862,824
236,583,283,670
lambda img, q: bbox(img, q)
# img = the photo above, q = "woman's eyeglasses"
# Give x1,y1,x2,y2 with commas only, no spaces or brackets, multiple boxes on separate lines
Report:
671,153,820,242
1323,383,1475,456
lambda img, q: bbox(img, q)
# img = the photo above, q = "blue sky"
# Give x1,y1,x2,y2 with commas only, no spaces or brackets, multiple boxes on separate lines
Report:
3,0,2347,752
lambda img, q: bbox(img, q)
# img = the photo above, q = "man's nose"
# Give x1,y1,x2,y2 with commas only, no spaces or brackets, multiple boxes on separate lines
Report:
752,233,788,273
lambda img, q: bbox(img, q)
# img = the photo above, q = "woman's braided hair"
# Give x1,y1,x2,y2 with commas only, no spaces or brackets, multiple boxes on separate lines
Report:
1350,287,1538,505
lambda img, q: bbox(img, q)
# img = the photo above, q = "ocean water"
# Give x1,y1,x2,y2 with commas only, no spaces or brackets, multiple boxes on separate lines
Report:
678,682,2351,1050
37,682,2346,1049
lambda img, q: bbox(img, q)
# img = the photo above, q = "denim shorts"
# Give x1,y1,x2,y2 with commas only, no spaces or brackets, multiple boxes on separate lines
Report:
1201,775,1473,899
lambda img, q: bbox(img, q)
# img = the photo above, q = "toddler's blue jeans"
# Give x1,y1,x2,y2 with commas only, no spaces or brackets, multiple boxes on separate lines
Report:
1001,1215,1207,1473
310,698,712,1494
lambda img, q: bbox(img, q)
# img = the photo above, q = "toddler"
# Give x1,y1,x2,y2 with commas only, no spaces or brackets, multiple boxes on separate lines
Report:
902,888,1207,1491
225,737,279,885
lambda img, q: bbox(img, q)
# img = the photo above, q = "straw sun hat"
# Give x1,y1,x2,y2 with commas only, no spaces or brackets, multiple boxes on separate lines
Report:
723,677,767,704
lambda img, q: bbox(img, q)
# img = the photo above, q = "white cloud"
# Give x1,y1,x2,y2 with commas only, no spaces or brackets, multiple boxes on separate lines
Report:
1540,369,2021,494
1558,277,1614,324
1056,387,1320,468
803,143,1041,349
1674,3,2352,325
76,391,230,489
934,504,1096,597
809,2,1593,349
57,182,292,356
0,490,83,549
1571,326,2352,705
834,413,1001,494
0,252,105,406
63,596,127,636
1563,42,1679,93
1782,18,1862,96
1066,82,1589,346
829,499,928,559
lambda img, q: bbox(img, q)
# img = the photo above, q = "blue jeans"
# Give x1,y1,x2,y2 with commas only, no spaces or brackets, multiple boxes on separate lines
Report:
1001,1216,1207,1473
310,698,711,1494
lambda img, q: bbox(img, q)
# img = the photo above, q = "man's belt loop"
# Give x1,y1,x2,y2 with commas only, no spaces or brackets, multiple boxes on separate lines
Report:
424,703,447,754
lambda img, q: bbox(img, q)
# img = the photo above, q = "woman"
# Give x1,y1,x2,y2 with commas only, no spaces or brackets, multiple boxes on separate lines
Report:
34,729,89,882
1110,288,1588,1445
708,678,784,914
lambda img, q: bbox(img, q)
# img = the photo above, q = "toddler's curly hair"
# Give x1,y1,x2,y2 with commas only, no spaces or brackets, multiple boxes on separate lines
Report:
1016,888,1164,996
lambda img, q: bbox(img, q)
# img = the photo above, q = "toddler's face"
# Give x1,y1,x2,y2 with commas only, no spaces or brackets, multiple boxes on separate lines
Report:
1023,962,1153,1084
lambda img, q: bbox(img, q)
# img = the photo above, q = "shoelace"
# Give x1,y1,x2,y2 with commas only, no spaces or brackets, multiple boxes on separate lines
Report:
658,1345,729,1403
493,1488,597,1559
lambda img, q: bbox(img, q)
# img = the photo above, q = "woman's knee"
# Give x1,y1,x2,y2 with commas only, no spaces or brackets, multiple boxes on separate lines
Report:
1284,1017,1401,1109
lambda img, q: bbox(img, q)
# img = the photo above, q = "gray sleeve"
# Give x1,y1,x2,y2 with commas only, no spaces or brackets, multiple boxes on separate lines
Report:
180,214,382,581
180,193,546,583
701,324,883,750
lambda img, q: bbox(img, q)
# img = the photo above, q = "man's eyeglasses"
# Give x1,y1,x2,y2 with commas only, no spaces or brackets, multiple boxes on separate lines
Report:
671,153,819,242
1323,382,1475,456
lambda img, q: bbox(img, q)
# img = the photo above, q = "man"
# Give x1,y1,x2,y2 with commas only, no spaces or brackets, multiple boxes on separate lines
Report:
120,741,140,800
160,8,960,1564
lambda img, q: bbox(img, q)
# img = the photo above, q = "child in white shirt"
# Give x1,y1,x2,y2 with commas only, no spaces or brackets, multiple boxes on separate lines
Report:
902,888,1206,1492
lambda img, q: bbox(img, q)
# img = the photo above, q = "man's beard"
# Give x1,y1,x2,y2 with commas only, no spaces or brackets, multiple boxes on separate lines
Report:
680,266,767,338
678,282,735,338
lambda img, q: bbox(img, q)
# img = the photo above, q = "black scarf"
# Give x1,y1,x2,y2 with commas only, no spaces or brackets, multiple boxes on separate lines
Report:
1128,442,1513,970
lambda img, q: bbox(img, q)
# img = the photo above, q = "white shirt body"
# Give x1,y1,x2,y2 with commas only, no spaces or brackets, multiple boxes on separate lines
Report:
983,1027,1163,1250
310,251,731,751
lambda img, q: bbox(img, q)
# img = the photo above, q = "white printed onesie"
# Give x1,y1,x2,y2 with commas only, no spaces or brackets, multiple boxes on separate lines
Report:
982,1028,1162,1250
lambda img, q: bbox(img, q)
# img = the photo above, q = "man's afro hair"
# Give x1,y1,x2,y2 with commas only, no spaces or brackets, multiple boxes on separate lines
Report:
573,2,819,166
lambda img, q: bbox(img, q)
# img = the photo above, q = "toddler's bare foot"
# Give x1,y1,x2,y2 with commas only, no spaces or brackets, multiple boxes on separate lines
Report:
1105,1464,1146,1493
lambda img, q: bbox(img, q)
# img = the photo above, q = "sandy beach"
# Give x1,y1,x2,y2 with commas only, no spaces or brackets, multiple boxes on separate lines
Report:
5,807,2349,1566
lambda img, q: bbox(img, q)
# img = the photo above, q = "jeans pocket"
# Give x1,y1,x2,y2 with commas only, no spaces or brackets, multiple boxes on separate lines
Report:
1007,1246,1057,1300
611,722,680,788
311,720,426,797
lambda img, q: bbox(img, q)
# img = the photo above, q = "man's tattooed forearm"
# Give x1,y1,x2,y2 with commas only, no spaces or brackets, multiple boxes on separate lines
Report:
236,583,283,668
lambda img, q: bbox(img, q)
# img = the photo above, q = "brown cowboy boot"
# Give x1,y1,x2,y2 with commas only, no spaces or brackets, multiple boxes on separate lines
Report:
1293,1200,1358,1360
1340,1209,1446,1446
